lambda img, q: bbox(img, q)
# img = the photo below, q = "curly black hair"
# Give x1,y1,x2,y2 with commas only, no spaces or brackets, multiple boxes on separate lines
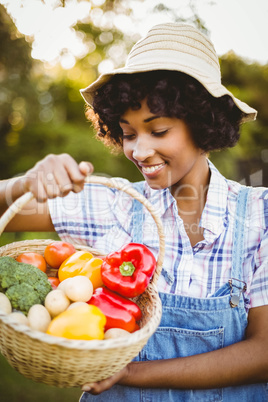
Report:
86,70,243,151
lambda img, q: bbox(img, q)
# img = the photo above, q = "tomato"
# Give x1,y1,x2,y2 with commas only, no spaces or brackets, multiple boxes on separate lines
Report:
48,277,60,289
16,252,47,273
44,241,76,269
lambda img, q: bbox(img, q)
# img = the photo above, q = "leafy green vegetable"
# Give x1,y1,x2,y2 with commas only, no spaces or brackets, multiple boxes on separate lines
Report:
0,256,52,314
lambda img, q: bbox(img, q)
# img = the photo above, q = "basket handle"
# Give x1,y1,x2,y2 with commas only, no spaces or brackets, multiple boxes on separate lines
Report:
0,176,165,287
0,192,34,237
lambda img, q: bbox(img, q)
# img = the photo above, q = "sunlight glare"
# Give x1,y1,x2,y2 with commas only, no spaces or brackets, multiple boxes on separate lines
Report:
98,59,114,74
1,0,267,66
2,0,92,66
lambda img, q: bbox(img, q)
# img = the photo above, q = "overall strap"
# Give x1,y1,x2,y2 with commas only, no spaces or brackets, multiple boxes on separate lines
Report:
231,186,250,281
131,181,144,243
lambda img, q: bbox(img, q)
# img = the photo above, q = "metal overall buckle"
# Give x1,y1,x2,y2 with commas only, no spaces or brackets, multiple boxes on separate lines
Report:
228,278,247,308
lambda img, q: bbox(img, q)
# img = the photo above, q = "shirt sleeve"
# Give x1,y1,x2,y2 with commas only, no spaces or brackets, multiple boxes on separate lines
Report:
249,230,268,308
47,179,134,254
247,190,268,308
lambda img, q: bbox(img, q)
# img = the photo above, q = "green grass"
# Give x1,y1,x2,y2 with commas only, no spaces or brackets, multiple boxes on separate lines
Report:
0,353,82,402
0,232,60,247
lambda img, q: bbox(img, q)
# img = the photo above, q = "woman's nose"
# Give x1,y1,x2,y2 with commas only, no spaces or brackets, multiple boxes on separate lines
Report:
132,138,155,161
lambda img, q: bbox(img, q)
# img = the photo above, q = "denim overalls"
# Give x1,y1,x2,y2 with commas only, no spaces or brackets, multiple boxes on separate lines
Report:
81,186,268,401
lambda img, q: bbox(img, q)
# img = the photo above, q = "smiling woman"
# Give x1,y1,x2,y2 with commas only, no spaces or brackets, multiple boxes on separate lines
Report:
0,22,267,401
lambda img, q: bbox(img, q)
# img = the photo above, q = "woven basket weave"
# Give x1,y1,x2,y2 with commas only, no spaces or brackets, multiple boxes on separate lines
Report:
0,175,165,388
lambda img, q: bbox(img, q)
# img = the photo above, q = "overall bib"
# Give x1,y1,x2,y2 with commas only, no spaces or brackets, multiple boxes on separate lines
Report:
81,186,268,401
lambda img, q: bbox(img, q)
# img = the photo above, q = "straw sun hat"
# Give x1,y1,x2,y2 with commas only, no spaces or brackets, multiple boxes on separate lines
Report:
80,22,257,123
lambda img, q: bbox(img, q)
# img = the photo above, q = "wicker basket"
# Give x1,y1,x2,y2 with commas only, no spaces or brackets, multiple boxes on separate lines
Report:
0,176,165,388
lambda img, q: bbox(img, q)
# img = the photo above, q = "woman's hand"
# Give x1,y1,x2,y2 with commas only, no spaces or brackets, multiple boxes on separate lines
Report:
0,154,94,232
81,365,130,395
21,154,93,202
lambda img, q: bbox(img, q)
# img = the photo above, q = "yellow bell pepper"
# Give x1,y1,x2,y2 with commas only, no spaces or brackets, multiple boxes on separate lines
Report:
46,304,106,340
58,251,103,289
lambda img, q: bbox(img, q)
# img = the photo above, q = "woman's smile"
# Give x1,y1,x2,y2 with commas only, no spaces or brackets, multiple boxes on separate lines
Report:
120,99,208,192
138,162,166,177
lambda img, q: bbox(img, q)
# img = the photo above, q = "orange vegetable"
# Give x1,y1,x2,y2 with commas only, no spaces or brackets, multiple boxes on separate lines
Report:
16,252,47,273
58,251,103,289
44,241,76,269
46,303,106,340
47,277,60,290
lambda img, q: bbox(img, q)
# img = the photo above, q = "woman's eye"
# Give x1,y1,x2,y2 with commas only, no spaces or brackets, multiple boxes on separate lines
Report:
122,133,135,140
152,129,168,136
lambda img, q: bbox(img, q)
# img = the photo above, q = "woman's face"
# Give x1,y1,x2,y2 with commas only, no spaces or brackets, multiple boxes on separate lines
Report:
120,99,206,191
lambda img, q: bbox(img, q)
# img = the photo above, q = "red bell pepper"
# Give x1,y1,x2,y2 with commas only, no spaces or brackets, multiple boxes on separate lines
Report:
88,287,142,332
101,243,156,298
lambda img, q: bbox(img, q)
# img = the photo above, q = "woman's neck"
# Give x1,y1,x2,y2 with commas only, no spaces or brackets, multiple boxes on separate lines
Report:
171,157,211,246
171,158,210,212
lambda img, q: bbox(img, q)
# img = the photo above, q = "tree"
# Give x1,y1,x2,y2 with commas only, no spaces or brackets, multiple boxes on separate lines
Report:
0,5,38,177
0,4,140,181
210,53,268,186
0,1,267,187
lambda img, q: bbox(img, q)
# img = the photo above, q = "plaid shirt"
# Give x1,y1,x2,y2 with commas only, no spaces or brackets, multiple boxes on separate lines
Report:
48,160,268,310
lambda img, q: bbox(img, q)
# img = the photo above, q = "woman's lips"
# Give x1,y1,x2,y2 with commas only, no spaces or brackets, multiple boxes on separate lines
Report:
139,162,166,176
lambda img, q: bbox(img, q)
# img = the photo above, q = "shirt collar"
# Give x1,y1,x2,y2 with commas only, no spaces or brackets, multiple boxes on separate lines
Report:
199,159,228,240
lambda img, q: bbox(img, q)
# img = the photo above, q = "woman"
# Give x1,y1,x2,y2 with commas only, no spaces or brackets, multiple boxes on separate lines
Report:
0,23,267,401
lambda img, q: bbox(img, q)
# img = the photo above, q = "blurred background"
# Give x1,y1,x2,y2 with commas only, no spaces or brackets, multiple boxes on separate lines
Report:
0,0,267,400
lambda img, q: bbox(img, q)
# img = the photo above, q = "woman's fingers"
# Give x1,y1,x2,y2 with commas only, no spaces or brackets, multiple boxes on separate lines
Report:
53,157,81,196
81,365,129,395
22,168,54,203
21,154,93,202
81,377,117,395
79,161,94,176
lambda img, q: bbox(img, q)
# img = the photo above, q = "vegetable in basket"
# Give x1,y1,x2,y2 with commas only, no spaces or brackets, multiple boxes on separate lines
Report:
101,243,156,298
47,276,60,289
16,252,47,273
88,286,141,332
46,303,106,340
0,256,52,314
58,275,93,302
44,241,76,269
58,250,103,288
0,292,12,314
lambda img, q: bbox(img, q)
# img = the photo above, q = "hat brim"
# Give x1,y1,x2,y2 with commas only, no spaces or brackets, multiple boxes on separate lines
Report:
80,63,257,123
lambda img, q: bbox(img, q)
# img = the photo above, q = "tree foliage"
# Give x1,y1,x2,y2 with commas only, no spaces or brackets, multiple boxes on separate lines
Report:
0,4,141,182
210,53,268,185
0,2,267,186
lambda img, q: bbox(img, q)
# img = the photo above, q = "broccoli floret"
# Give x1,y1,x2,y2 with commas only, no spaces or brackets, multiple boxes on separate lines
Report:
0,256,52,314
0,257,18,291
5,283,42,314
11,261,52,300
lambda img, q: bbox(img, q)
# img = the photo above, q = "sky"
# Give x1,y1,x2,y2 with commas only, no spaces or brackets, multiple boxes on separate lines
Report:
1,0,267,69
195,0,268,64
